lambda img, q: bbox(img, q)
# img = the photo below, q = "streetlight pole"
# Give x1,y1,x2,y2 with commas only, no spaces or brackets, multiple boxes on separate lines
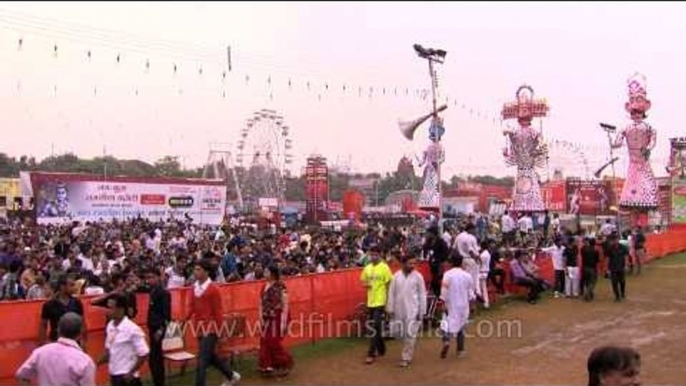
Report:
599,123,621,236
413,44,447,228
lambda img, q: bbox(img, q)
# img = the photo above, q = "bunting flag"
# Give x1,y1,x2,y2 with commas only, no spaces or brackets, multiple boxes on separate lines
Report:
7,34,519,127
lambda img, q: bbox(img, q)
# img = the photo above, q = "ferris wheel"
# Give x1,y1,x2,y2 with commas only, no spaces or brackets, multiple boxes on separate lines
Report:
542,139,592,182
236,109,294,204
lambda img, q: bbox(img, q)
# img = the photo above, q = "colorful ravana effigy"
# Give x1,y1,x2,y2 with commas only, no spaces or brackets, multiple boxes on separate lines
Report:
612,73,658,209
501,85,549,212
417,118,445,210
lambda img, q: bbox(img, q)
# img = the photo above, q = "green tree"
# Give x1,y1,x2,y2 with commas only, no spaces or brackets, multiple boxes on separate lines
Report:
154,156,183,177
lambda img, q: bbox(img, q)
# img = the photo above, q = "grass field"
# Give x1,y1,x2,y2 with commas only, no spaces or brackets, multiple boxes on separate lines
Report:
168,253,686,385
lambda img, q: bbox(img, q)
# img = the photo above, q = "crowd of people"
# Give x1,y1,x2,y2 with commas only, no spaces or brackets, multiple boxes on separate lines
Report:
0,215,430,302
1,209,654,386
0,210,653,303
358,210,647,386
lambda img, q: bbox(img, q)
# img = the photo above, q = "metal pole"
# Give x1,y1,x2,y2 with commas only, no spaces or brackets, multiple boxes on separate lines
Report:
428,58,443,225
606,131,621,236
429,59,437,116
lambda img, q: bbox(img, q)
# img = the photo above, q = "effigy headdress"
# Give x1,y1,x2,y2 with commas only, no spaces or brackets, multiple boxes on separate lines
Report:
625,72,651,113
627,72,648,99
501,85,549,120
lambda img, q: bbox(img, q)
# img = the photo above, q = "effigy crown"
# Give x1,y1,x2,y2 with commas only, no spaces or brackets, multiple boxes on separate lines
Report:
627,72,647,98
626,72,651,114
501,84,549,120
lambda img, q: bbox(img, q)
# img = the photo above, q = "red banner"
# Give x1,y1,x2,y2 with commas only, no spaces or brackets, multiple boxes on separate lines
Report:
541,181,567,212
566,179,618,216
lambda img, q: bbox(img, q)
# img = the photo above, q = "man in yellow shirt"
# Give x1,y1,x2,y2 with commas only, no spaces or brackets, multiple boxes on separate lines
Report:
360,245,393,365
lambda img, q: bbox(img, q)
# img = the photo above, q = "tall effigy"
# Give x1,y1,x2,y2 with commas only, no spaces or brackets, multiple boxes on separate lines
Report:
416,118,446,210
501,85,549,212
611,73,658,220
398,44,448,215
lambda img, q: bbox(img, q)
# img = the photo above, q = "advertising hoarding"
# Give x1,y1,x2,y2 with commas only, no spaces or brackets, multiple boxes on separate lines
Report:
31,172,226,225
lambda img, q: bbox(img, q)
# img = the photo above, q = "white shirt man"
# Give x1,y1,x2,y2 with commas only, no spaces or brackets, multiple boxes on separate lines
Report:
77,254,95,272
518,215,533,234
541,242,566,297
104,316,149,380
453,230,479,261
501,213,516,234
144,236,157,253
440,261,476,357
165,266,187,289
453,229,480,296
170,236,186,249
551,216,561,234
600,221,616,237
478,247,491,308
386,263,427,366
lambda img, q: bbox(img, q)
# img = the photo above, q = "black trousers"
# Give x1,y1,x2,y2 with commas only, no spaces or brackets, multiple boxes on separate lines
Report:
441,328,465,352
554,270,566,294
610,270,626,300
195,334,234,386
582,268,597,301
148,325,166,386
515,277,544,302
111,375,143,386
489,268,506,294
367,306,386,357
430,264,442,297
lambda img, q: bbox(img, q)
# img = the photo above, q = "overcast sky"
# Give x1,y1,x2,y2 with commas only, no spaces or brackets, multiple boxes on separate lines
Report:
1,1,685,178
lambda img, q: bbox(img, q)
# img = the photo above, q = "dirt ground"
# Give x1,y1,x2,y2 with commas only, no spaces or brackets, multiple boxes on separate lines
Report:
198,254,686,385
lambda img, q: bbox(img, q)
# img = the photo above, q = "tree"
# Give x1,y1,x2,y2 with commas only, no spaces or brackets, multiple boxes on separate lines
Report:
284,175,306,201
154,156,183,177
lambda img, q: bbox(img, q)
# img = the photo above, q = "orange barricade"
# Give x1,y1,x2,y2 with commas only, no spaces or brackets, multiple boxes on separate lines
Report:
1,230,686,384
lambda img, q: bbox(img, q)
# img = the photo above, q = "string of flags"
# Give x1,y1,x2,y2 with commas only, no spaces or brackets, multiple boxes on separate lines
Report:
8,34,510,124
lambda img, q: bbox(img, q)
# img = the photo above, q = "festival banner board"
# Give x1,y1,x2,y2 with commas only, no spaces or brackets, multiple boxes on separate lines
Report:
541,181,567,212
31,172,226,225
566,179,617,216
671,177,686,224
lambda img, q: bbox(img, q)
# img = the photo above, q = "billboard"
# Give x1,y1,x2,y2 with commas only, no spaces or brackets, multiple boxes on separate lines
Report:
541,181,567,212
0,178,21,209
657,177,672,225
31,172,226,225
672,177,686,224
342,189,364,221
566,179,618,216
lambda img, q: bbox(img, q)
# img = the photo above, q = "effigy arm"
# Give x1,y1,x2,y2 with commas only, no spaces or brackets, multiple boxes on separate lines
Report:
611,130,625,149
646,124,657,151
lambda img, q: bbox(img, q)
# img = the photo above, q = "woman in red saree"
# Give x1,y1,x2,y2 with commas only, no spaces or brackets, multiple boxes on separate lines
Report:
258,265,294,376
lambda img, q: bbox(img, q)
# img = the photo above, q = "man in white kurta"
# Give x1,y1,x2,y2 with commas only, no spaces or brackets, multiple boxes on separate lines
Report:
478,240,492,309
386,256,427,367
440,255,476,359
453,224,481,298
